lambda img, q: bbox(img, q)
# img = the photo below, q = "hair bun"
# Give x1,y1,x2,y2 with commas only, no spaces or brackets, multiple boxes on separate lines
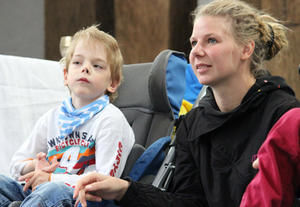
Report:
265,24,275,60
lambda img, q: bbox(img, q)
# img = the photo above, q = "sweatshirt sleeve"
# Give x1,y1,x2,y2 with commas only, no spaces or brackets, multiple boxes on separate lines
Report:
240,108,300,207
93,108,134,178
9,113,48,180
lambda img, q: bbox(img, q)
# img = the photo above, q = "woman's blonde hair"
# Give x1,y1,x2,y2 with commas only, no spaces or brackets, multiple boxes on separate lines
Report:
61,25,123,102
192,0,288,76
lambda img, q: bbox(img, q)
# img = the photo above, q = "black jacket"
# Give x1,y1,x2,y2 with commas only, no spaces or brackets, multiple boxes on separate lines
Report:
120,76,300,207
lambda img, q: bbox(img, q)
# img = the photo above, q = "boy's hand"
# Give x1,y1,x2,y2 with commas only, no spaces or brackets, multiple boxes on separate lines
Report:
19,169,51,191
35,152,59,172
19,152,59,191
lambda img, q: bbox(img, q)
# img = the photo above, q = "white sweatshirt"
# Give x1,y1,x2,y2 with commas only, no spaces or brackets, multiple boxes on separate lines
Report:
10,103,135,188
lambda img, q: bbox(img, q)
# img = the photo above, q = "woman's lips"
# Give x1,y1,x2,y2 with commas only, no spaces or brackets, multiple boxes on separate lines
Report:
196,63,211,73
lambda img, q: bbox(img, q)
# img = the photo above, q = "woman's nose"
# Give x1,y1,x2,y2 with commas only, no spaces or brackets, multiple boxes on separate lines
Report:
191,43,205,57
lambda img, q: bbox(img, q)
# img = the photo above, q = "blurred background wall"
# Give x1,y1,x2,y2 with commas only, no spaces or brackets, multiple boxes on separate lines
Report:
0,0,299,98
0,0,44,58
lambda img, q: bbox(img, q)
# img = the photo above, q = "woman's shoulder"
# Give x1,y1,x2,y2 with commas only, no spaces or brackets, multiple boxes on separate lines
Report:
264,76,300,112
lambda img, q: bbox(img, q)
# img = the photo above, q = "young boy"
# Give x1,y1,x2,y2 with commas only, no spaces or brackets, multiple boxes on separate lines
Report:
0,25,135,207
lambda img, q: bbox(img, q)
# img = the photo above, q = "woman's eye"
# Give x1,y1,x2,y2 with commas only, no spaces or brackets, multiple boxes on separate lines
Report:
208,38,217,44
190,40,197,47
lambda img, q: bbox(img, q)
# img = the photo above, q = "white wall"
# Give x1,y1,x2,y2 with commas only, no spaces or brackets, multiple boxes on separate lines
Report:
0,0,44,59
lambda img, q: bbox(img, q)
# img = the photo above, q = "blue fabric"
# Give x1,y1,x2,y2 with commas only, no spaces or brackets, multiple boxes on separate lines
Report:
0,175,30,206
166,54,187,119
0,175,74,206
58,95,109,139
0,174,113,207
22,182,74,207
184,64,203,105
129,136,171,181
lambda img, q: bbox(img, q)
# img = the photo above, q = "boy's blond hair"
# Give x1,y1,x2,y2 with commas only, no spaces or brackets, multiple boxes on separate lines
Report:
62,25,123,102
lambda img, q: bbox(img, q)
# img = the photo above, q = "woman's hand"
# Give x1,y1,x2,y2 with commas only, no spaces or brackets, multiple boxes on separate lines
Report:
73,172,130,207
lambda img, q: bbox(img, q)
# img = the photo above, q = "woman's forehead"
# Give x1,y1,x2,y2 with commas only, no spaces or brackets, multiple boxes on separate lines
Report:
192,16,233,38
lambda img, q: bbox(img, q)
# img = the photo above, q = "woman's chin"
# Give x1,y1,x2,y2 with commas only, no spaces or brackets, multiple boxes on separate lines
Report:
198,78,212,86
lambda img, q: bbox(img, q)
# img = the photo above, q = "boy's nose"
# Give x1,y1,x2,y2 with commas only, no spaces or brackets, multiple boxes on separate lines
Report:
81,66,90,74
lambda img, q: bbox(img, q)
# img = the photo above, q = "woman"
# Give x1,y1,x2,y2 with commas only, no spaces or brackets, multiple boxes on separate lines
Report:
74,0,300,206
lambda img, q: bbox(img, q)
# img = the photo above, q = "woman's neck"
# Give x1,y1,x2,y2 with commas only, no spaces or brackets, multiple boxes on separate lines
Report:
212,74,256,112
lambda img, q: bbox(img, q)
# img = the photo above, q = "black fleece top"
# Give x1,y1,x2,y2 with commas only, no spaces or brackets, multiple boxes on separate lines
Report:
120,76,300,207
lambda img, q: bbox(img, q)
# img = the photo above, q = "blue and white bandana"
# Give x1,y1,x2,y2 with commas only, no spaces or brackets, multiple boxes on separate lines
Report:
58,95,109,139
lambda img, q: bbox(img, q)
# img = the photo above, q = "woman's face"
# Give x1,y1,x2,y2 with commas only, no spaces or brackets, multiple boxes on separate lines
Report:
189,16,245,87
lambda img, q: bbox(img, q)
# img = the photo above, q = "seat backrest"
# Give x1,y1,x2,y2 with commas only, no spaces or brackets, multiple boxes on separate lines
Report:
152,85,207,189
113,49,187,148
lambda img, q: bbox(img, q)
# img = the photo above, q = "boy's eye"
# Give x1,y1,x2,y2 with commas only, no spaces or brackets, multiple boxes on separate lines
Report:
208,38,217,44
72,61,81,65
94,64,105,70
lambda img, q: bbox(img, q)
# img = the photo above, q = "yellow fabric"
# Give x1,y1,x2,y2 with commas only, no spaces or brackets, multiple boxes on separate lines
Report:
179,99,193,116
170,100,194,141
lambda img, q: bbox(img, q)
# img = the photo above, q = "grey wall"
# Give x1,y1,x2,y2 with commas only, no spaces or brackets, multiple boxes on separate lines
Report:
0,0,44,59
198,0,212,5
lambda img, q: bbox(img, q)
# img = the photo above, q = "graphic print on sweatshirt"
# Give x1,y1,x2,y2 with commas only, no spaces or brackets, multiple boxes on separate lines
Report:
47,130,95,175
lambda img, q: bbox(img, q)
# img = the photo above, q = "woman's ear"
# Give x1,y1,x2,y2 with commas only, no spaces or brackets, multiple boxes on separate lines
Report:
63,68,68,86
107,80,120,93
241,40,255,60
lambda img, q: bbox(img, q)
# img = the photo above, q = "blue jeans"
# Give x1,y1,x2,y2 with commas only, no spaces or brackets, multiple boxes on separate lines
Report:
0,175,118,207
0,174,74,206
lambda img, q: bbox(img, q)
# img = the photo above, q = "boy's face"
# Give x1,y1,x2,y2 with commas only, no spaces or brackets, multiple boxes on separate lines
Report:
64,39,117,109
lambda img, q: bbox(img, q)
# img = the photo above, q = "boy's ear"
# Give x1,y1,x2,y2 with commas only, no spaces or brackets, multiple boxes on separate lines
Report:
107,80,119,93
241,40,255,60
63,68,68,86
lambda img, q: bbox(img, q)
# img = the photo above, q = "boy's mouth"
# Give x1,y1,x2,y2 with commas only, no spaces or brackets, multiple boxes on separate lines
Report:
78,77,89,83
